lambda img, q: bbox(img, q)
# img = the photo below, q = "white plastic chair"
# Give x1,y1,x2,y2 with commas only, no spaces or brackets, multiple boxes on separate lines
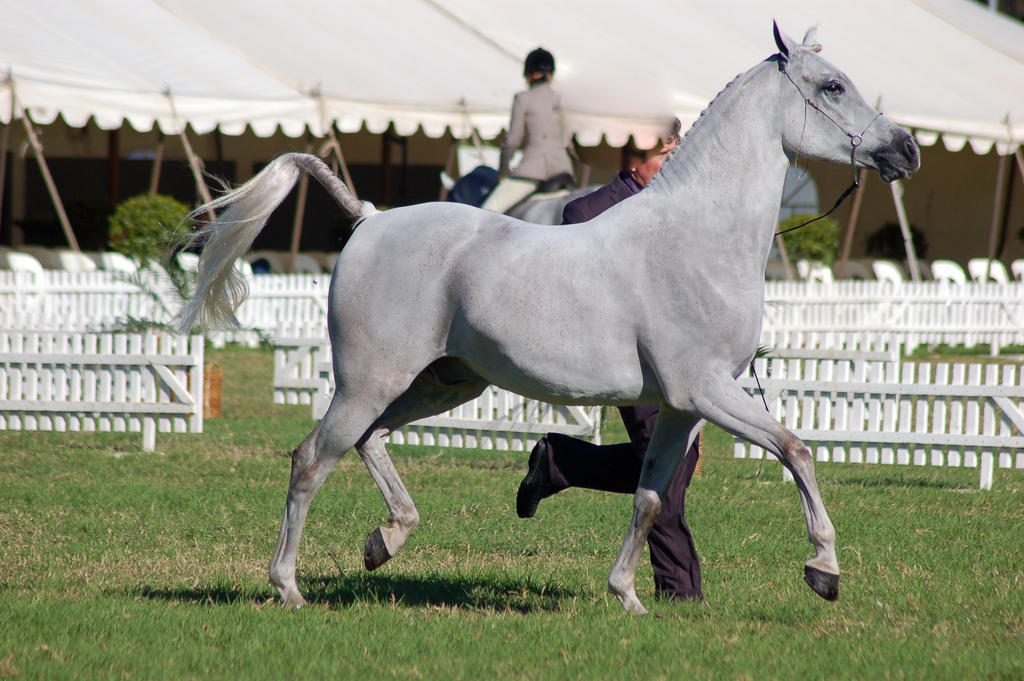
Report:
797,259,833,283
100,251,139,275
967,258,1009,283
245,250,287,274
176,251,200,272
1011,259,1024,282
234,258,254,279
930,260,967,284
18,245,59,268
174,253,252,279
4,251,46,275
291,253,324,274
83,251,105,269
57,249,98,272
871,259,904,284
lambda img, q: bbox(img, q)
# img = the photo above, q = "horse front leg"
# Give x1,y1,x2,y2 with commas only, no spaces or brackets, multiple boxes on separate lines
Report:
697,374,839,600
608,409,702,614
357,429,419,570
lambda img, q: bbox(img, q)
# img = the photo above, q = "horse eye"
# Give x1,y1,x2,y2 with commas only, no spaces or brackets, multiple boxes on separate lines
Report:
824,80,844,96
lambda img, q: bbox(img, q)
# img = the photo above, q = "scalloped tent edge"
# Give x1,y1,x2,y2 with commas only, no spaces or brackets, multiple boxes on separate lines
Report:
0,0,1022,154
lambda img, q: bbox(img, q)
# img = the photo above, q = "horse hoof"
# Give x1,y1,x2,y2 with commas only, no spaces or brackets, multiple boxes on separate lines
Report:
278,589,306,610
364,527,392,571
804,565,840,601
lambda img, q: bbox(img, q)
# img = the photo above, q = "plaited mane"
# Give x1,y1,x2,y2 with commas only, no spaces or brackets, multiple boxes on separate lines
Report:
647,57,781,192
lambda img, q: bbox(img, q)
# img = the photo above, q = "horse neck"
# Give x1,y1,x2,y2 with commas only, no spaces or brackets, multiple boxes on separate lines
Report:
645,60,790,257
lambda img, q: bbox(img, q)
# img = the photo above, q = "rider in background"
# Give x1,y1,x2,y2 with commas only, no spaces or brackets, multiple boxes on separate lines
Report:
481,47,575,213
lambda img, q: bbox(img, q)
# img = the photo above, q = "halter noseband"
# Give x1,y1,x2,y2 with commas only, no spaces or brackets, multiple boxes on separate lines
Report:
775,57,881,236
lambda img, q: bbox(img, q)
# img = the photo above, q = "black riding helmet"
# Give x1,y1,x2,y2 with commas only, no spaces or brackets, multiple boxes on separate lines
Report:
524,47,555,76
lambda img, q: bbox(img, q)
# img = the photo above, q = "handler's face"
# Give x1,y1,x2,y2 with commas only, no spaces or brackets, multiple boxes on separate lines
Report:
633,138,678,186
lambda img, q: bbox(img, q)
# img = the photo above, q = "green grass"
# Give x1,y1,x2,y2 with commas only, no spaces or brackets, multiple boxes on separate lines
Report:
1,345,1022,680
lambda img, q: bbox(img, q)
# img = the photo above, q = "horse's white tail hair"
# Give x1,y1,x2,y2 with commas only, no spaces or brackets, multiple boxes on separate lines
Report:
176,153,376,332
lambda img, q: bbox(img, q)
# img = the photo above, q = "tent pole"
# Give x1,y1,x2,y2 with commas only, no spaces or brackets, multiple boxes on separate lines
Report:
165,89,214,220
177,125,215,221
985,149,1011,277
890,180,920,282
439,135,458,201
314,94,357,199
0,121,10,230
0,74,11,235
288,140,314,274
775,234,796,281
21,111,78,252
327,124,357,199
107,128,120,205
835,168,867,279
380,127,394,208
578,163,592,189
148,132,165,195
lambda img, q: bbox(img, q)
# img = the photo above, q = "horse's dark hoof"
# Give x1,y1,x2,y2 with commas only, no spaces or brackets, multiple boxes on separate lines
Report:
363,527,392,571
804,565,840,601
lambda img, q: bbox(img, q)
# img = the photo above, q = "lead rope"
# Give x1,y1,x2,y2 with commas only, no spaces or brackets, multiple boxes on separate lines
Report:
775,177,858,236
750,359,771,477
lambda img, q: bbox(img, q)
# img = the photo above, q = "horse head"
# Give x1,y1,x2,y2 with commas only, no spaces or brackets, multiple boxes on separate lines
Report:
773,22,920,183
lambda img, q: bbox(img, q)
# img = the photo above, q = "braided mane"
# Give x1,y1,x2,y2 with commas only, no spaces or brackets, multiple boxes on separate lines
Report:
648,56,781,192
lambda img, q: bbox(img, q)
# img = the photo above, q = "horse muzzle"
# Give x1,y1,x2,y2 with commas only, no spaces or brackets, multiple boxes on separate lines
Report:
873,129,920,183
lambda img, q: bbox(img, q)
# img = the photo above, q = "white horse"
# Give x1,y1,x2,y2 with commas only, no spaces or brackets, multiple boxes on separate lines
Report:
504,185,597,224
179,24,919,614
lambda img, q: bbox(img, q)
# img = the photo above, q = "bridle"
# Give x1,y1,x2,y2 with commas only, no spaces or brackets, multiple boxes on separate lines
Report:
774,57,882,237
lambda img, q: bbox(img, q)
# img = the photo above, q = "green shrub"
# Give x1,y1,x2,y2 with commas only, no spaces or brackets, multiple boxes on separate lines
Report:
106,194,197,331
777,213,840,265
108,193,193,264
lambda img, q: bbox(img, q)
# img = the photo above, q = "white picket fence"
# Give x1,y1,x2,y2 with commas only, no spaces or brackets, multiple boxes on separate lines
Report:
272,334,601,451
0,331,204,451
0,270,330,346
3,272,1023,352
763,281,1024,353
734,353,1024,489
0,270,174,330
758,329,904,361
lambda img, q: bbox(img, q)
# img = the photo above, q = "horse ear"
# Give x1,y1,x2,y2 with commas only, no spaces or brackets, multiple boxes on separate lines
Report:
670,116,682,140
802,26,823,52
770,20,786,57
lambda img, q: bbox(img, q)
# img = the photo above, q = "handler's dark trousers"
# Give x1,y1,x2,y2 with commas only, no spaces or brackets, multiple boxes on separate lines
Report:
540,405,702,600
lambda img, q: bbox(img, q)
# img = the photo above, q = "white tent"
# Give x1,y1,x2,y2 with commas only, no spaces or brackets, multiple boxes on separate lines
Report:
3,0,1023,152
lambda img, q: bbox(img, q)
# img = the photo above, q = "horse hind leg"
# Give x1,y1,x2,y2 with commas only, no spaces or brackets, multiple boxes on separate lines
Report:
268,399,380,608
695,374,839,601
358,431,418,570
359,359,487,571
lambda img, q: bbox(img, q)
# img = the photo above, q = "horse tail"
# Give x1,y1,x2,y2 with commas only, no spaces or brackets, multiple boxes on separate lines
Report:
177,153,377,332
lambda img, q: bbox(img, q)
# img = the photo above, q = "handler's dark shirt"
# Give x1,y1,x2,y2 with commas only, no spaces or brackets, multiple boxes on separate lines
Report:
560,171,642,225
